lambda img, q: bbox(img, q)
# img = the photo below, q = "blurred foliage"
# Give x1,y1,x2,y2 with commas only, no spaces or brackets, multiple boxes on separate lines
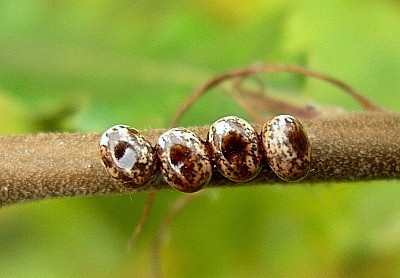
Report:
0,0,400,277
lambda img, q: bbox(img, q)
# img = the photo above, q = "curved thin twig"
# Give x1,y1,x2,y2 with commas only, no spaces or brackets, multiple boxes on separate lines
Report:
230,76,322,121
170,64,380,126
151,192,204,278
127,191,157,252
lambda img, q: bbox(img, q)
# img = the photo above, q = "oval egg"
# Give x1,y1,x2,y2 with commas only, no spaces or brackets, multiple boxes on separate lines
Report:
156,128,212,193
99,125,157,188
261,115,311,182
208,116,262,182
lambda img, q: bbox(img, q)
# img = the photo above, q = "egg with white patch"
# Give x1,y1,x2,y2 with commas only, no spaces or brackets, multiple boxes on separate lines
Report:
99,125,156,188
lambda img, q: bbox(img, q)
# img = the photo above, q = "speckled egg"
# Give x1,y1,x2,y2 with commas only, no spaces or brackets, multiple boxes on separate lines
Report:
261,115,311,182
208,116,262,182
156,128,212,193
99,125,156,188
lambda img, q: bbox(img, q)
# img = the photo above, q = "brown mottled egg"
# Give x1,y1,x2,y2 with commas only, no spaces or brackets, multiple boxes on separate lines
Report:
208,116,262,182
156,128,212,193
99,125,156,188
261,115,311,182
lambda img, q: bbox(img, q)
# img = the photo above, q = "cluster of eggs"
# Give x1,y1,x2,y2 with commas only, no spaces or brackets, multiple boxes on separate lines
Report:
99,115,311,193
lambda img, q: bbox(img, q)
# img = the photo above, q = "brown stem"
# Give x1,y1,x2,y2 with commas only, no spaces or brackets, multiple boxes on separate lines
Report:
228,77,321,123
0,112,399,208
170,64,380,126
126,191,157,252
151,192,203,278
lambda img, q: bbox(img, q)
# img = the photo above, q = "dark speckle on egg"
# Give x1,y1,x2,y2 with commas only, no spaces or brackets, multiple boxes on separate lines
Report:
156,128,212,193
208,116,262,182
99,125,157,188
261,115,311,182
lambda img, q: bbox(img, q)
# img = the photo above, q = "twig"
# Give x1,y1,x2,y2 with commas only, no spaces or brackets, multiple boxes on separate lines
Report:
170,64,380,126
0,112,399,208
126,191,157,252
151,192,204,278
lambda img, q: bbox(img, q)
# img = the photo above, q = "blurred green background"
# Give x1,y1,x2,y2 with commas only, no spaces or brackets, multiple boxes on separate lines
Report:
1,0,400,277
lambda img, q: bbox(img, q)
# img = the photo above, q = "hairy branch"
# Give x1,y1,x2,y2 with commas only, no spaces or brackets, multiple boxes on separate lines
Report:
0,112,399,208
